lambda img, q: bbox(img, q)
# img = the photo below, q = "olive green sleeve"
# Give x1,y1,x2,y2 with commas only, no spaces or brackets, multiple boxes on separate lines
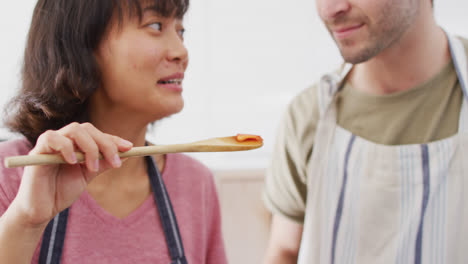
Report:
462,37,468,57
262,84,320,223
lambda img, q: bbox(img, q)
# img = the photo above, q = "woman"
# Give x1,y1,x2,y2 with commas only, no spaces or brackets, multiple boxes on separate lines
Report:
0,0,227,263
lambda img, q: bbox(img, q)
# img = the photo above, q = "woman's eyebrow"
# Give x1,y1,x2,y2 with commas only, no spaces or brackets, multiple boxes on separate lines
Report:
141,4,181,19
143,5,161,14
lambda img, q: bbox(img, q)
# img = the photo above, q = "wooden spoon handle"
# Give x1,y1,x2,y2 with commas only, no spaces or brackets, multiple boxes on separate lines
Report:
3,143,257,168
3,143,204,168
4,135,264,168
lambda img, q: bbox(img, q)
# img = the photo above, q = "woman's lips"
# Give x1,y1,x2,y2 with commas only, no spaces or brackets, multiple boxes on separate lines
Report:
332,24,364,39
157,82,183,92
157,73,184,92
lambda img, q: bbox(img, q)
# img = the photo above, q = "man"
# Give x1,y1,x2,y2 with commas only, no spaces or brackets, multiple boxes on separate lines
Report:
263,0,468,263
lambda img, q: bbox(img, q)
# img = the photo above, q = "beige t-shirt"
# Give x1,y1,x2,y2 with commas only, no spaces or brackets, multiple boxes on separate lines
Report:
263,38,468,223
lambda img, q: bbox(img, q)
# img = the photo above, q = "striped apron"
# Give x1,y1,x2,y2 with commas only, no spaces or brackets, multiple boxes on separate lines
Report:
38,155,188,264
298,34,468,264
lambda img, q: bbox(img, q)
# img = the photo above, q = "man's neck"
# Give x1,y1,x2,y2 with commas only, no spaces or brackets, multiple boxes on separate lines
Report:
349,8,451,95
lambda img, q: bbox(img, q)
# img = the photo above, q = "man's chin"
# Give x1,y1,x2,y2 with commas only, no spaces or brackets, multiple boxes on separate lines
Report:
342,53,370,64
339,45,380,64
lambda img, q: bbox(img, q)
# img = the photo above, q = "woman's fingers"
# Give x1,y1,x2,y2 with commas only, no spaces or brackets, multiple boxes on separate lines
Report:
60,123,101,172
32,130,78,164
61,123,133,171
32,122,133,172
109,135,134,152
81,125,133,167
81,123,122,169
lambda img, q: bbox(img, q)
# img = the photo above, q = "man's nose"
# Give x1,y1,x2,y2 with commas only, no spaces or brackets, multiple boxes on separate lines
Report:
318,0,352,21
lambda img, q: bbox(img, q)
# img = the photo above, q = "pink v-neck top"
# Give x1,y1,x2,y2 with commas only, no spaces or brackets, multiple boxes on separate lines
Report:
0,138,227,264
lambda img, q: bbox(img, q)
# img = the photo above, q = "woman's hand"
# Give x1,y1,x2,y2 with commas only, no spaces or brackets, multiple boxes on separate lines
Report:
11,122,133,228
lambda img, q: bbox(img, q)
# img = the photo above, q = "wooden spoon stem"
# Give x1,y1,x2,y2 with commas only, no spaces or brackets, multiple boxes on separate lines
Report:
3,137,263,168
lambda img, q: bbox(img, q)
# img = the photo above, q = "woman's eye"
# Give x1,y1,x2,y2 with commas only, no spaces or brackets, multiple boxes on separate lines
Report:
149,22,162,31
178,28,185,38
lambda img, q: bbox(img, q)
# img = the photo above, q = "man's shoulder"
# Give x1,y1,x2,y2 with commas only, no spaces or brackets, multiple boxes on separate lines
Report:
287,66,344,120
290,83,318,109
285,83,320,126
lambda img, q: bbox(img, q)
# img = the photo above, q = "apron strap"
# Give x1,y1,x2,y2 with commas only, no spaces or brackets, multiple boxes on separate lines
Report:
317,63,353,116
446,33,468,132
38,155,188,264
146,155,188,264
447,34,468,99
38,208,69,264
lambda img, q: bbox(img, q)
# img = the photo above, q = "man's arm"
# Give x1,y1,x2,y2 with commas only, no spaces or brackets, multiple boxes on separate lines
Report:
263,214,303,264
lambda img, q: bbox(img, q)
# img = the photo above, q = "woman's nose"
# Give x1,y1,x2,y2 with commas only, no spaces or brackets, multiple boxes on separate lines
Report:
166,31,189,65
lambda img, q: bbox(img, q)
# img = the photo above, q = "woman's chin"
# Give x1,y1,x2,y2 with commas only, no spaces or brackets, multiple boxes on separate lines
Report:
153,100,185,120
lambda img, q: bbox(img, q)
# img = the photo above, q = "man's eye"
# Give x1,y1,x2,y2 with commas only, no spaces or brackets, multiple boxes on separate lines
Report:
149,22,162,31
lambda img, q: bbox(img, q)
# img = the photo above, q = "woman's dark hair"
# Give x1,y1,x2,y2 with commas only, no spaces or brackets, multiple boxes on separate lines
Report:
4,0,189,144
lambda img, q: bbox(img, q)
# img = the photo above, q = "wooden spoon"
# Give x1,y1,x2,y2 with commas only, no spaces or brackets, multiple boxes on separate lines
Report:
4,136,263,168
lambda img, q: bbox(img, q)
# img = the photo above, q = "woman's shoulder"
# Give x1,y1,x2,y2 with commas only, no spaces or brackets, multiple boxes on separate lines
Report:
0,137,31,210
163,153,218,200
0,137,32,158
164,153,216,188
165,153,212,178
0,137,31,174
0,137,32,171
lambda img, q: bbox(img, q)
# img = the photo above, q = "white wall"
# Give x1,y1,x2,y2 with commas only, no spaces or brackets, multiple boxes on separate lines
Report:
0,1,37,139
1,1,467,170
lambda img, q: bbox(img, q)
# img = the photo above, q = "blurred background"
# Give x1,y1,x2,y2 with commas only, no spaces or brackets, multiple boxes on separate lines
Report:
1,1,467,263
0,0,467,170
